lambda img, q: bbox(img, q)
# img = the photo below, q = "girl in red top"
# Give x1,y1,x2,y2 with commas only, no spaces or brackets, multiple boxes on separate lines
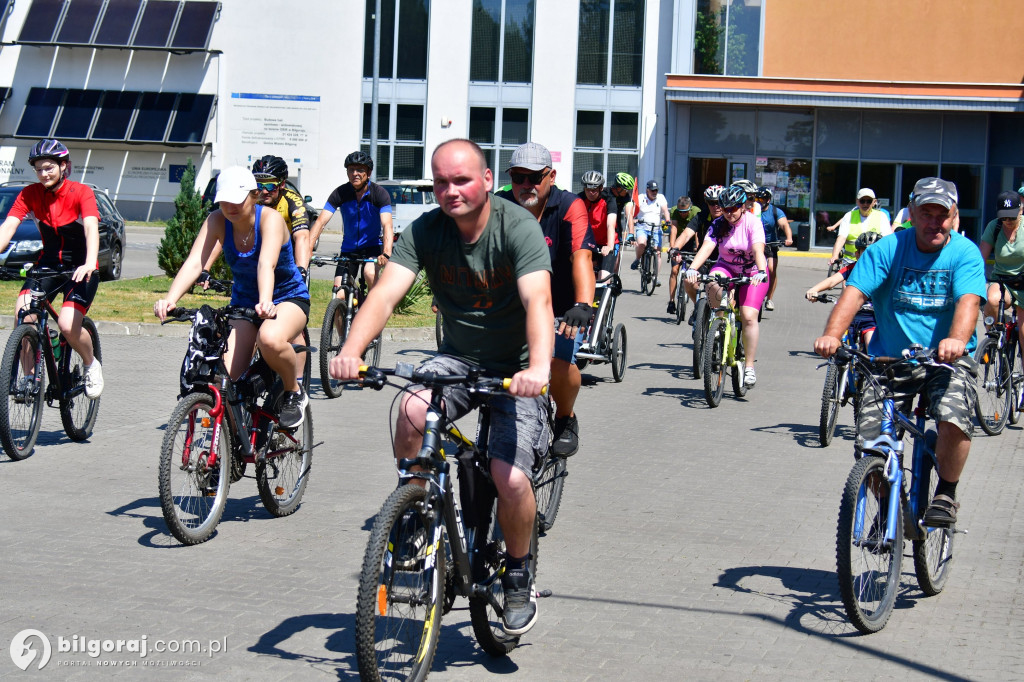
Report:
577,171,618,280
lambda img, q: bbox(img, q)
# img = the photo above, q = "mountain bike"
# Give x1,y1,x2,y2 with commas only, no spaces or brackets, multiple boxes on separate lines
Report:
0,265,101,460
669,251,695,326
691,273,711,379
638,225,660,296
698,274,751,407
973,274,1024,435
353,364,554,680
158,304,315,545
310,254,382,398
834,345,959,634
575,273,627,382
812,293,870,447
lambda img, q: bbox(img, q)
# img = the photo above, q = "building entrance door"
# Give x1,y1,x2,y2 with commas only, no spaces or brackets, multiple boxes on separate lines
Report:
688,158,727,206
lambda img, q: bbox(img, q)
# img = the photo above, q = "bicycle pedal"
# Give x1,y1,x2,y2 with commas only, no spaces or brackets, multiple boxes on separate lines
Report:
535,588,552,598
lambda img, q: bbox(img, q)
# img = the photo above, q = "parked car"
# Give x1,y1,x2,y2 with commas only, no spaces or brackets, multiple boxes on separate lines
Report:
0,182,126,280
377,179,436,233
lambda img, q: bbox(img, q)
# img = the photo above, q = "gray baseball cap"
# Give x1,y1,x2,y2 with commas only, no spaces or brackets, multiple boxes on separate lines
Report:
911,177,958,209
508,142,551,171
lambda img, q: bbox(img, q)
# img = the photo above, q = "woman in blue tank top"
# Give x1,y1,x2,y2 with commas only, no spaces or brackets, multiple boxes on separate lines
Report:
153,166,311,429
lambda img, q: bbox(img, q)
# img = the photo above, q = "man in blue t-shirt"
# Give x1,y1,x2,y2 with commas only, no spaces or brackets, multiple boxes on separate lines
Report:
754,187,792,311
814,177,985,529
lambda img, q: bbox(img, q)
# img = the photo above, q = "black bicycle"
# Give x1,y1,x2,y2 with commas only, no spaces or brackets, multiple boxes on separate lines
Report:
973,274,1024,435
353,364,555,679
158,304,315,545
310,254,382,398
638,228,661,296
0,265,101,460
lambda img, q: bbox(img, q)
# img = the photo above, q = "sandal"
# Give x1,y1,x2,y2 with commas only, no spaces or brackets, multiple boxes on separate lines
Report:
923,494,959,528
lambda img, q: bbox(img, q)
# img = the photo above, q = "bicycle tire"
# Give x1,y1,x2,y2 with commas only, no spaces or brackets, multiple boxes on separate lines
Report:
973,336,1009,435
643,250,657,296
299,327,312,394
319,298,347,399
534,454,567,533
610,323,627,382
692,298,709,379
836,455,903,634
158,392,231,545
818,363,842,447
702,318,726,408
639,261,651,295
355,484,443,681
0,324,45,460
59,316,101,441
1009,336,1023,425
731,331,748,398
912,430,955,596
674,281,687,325
256,403,313,517
435,310,444,350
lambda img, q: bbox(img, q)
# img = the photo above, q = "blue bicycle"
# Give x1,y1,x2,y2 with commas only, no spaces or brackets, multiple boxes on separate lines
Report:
833,345,958,634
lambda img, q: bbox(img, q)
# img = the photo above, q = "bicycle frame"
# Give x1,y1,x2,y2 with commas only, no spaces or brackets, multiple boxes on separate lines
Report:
989,279,1022,405
16,274,78,405
578,274,621,361
706,278,743,370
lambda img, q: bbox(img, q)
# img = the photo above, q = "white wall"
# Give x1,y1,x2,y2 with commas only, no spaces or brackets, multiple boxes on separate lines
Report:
531,0,580,184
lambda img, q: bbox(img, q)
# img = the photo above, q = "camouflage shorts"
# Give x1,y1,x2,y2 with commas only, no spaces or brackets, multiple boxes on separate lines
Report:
856,355,978,445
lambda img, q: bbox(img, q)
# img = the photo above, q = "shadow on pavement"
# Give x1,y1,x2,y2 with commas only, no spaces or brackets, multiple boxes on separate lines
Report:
108,493,282,547
749,421,856,449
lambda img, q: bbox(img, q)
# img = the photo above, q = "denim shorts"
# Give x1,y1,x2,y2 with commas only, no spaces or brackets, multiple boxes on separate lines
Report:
553,328,585,364
636,225,662,248
414,355,551,476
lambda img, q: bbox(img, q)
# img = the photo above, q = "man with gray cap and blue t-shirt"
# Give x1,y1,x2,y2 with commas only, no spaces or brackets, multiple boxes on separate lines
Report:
814,177,986,529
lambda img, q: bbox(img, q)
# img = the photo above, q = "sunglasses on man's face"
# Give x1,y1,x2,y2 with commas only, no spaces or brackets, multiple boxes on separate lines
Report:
256,182,281,192
510,170,549,185
858,198,873,205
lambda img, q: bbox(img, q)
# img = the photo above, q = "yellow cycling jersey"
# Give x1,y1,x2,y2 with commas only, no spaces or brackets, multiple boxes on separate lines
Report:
272,186,310,234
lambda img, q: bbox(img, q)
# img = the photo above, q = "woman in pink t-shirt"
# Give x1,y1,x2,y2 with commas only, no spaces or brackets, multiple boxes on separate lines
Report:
684,184,769,387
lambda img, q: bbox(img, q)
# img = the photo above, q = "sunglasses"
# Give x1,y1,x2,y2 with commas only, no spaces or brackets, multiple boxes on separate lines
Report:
510,169,549,185
706,201,719,207
857,198,873,205
256,181,281,192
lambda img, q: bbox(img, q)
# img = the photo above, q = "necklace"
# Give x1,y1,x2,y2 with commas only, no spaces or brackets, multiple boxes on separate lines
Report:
238,222,255,249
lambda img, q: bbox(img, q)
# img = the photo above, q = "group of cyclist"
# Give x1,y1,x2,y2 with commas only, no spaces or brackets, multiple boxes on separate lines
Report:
4,133,1007,640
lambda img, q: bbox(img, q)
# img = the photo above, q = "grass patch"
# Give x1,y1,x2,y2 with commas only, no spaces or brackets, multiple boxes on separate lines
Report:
0,276,435,328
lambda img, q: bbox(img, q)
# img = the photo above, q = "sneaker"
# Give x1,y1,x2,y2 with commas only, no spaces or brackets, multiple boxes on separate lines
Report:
629,259,639,270
654,279,662,287
84,360,104,399
551,414,579,457
279,387,308,430
764,299,775,311
501,565,538,635
12,375,32,404
687,309,696,326
743,367,757,387
667,301,676,315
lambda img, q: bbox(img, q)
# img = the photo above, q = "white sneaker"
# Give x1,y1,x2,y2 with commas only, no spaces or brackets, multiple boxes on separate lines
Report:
744,367,757,387
764,299,775,311
84,360,104,398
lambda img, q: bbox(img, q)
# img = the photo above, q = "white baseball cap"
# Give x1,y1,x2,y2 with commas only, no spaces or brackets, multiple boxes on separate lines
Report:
856,187,875,200
215,166,257,204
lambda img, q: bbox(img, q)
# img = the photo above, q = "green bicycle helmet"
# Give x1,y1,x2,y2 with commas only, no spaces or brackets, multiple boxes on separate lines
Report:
613,172,635,191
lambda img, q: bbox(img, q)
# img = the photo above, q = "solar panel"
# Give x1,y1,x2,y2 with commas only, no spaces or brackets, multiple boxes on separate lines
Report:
53,88,103,139
132,0,180,48
94,0,143,46
56,0,104,44
16,88,64,137
170,1,218,50
17,0,63,43
166,92,214,143
129,91,176,141
92,90,140,140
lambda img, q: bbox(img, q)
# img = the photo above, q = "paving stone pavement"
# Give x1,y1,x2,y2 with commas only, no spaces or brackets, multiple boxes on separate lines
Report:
0,253,1021,681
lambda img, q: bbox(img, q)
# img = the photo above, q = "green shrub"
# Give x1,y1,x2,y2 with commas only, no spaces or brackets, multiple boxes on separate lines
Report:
157,160,231,280
393,271,431,316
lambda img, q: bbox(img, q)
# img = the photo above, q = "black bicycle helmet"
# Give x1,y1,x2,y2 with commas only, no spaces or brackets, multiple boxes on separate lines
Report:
252,155,288,181
704,184,725,202
344,150,374,172
582,170,605,188
27,139,71,176
855,230,883,251
719,185,747,209
754,187,773,203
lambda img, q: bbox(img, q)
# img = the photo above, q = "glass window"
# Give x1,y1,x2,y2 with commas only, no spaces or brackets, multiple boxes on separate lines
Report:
496,148,515,186
167,93,214,143
18,0,62,43
575,110,603,148
942,163,982,242
610,112,638,149
470,0,500,81
53,89,103,139
396,0,429,79
129,91,176,141
132,0,179,48
756,110,812,157
689,107,755,155
861,111,940,162
93,90,140,140
899,164,937,212
16,88,64,138
941,114,986,164
611,0,644,86
392,145,425,180
988,114,1024,166
606,153,638,181
362,143,390,179
501,108,528,145
815,109,860,159
576,0,608,85
815,159,858,243
362,103,391,141
572,151,602,193
469,107,495,144
94,0,143,46
502,0,534,83
170,1,219,50
363,0,396,78
694,0,762,76
395,104,423,141
57,0,104,44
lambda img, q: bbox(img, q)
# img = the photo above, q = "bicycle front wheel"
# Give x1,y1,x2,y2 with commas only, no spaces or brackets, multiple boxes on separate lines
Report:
819,363,842,447
912,433,955,596
0,324,45,460
643,251,657,296
1009,335,1023,425
355,484,444,682
974,336,1009,435
836,455,903,634
702,318,727,408
319,298,347,399
610,323,627,382
256,403,312,517
158,392,231,545
534,454,567,533
692,298,709,379
59,317,101,441
674,282,687,325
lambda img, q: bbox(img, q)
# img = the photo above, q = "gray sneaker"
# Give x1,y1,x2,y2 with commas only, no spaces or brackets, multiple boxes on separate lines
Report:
501,566,537,635
551,414,579,457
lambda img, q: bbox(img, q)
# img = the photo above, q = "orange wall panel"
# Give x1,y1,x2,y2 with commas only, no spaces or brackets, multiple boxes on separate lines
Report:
763,0,1024,84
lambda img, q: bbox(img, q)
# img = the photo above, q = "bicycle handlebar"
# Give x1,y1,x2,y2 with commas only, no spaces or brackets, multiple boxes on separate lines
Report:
355,363,547,395
0,264,88,282
309,254,377,268
811,292,838,303
162,305,262,325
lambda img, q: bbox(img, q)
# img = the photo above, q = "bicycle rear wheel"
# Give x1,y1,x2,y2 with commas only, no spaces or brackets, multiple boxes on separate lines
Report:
643,250,657,296
819,363,842,447
158,392,231,545
355,484,443,682
256,403,313,517
836,455,903,634
1009,335,1023,425
912,432,955,596
674,281,687,325
0,325,45,460
702,318,726,408
59,317,101,441
319,298,347,399
610,323,627,382
534,454,567,533
973,336,1009,435
692,297,709,379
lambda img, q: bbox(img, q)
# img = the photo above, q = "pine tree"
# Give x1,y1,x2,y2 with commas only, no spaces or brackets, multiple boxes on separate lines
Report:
157,160,230,279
